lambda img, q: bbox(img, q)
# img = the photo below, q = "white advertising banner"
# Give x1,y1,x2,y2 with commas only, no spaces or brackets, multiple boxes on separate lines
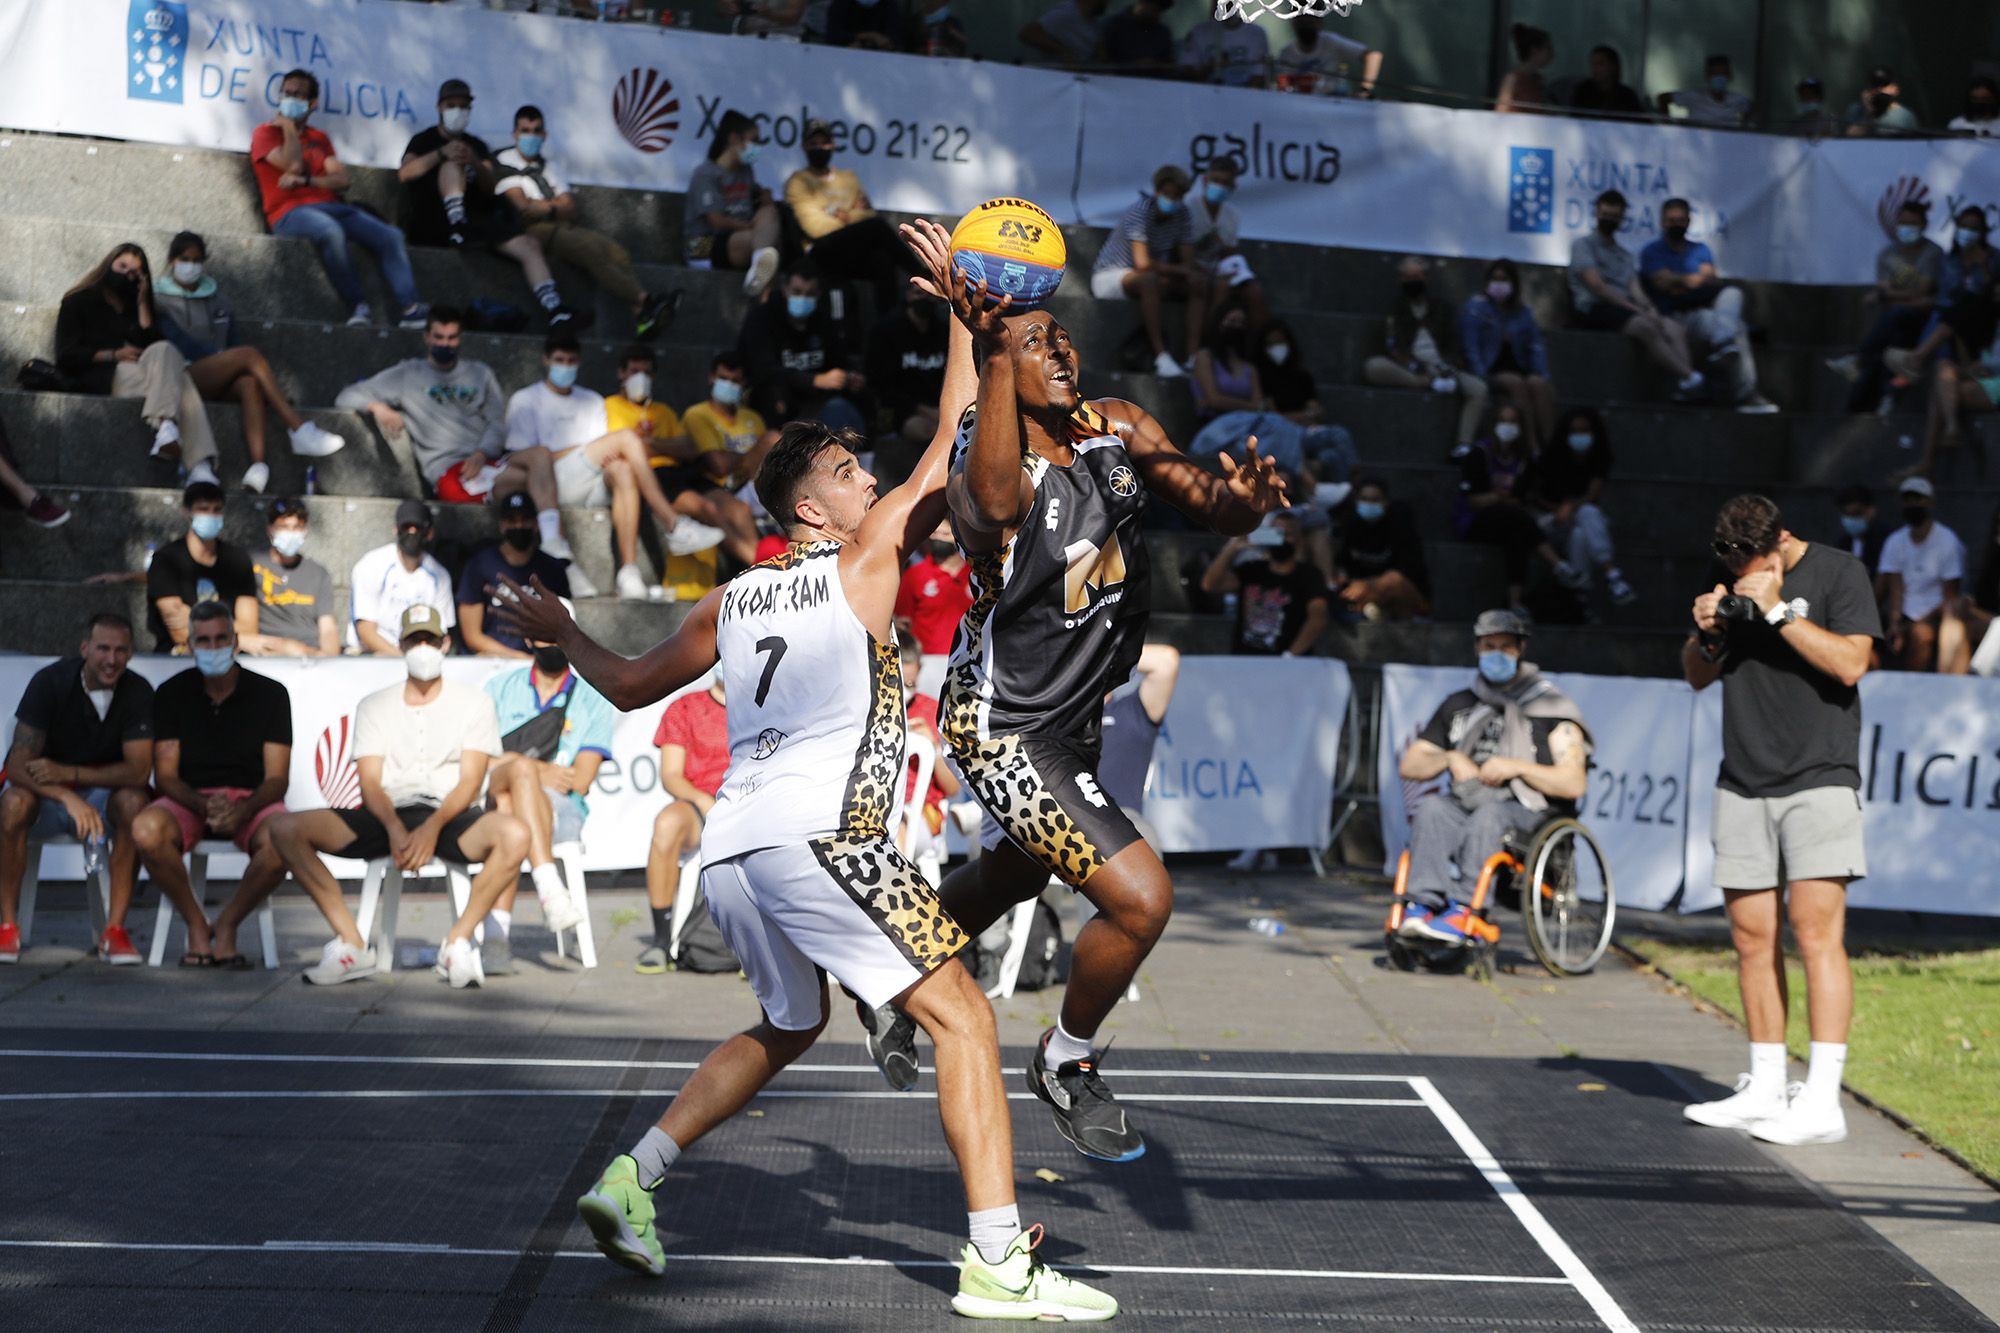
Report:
2,1,1996,285
1137,656,1347,855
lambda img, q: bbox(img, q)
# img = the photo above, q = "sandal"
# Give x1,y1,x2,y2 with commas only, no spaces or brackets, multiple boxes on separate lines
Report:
178,951,216,968
213,953,255,971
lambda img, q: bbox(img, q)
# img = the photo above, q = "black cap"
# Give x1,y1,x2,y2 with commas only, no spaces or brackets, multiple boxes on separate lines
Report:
182,479,224,508
1796,76,1823,93
1472,609,1532,639
802,117,833,141
1865,65,1894,89
394,498,434,529
438,78,473,103
498,491,535,517
266,496,308,522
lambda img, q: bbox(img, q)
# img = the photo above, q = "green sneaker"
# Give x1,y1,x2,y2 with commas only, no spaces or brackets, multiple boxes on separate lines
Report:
634,942,669,975
576,1154,666,1277
952,1224,1116,1321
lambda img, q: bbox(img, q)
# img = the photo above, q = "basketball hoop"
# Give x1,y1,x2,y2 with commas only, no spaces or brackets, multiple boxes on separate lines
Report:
1214,0,1358,19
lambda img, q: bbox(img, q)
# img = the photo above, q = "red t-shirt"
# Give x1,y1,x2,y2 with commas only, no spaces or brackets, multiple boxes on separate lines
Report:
652,689,731,797
249,123,340,227
904,693,948,819
754,535,791,564
895,557,973,656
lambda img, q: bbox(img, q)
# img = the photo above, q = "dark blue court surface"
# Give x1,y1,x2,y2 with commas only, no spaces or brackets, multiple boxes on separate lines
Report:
0,1031,1990,1331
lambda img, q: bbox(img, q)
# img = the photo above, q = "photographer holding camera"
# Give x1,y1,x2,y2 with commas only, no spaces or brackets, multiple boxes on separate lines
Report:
1681,495,1880,1147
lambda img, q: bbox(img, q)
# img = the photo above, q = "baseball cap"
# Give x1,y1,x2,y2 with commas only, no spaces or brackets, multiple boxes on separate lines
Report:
498,491,535,517
438,78,473,103
395,498,434,529
802,117,833,141
1898,476,1935,498
399,604,447,641
1472,609,1531,639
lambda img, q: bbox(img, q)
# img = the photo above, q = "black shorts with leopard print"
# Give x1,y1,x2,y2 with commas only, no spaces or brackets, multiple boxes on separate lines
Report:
952,732,1142,889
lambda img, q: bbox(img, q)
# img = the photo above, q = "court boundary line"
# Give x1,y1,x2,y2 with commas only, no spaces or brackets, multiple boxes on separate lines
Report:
0,1089,1425,1108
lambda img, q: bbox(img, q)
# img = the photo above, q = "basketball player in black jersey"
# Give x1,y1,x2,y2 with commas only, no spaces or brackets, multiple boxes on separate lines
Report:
916,303,1289,1161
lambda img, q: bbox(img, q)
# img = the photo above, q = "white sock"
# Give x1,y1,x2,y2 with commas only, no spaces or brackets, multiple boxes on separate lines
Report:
533,280,562,312
631,1125,681,1190
444,192,467,226
1802,1041,1847,1107
537,510,562,544
532,863,566,899
1748,1041,1788,1096
968,1203,1021,1266
489,908,512,940
1044,1020,1094,1067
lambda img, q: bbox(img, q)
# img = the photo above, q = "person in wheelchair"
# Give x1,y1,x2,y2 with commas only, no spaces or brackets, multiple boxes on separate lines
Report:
1395,610,1591,944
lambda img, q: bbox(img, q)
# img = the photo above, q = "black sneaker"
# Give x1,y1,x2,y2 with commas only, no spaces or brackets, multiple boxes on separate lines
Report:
1026,1027,1145,1162
633,290,682,342
856,997,919,1092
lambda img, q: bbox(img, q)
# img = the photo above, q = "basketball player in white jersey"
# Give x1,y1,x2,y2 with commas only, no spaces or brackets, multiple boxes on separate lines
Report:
494,223,1116,1322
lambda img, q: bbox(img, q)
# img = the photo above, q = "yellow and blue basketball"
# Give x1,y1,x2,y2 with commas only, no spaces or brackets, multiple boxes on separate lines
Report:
949,198,1067,308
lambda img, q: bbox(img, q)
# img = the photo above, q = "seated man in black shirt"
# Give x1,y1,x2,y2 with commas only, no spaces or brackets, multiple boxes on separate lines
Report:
736,263,868,435
1395,610,1590,943
149,480,257,653
128,602,292,967
1200,513,1330,655
458,492,572,659
867,281,949,446
0,613,156,965
1333,474,1431,620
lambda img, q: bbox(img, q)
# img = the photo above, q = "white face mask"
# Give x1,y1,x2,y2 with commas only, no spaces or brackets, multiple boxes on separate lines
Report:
172,260,204,287
1494,422,1522,444
271,528,307,558
404,644,445,681
1265,343,1291,365
622,372,652,404
440,106,471,134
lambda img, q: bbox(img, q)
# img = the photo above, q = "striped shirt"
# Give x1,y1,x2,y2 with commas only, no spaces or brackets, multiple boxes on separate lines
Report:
1093,194,1191,273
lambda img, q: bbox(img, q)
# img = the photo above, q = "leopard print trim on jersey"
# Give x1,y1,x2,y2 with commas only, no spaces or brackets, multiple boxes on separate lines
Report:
950,733,1108,887
809,835,968,971
753,539,839,573
836,634,906,842
940,546,1007,753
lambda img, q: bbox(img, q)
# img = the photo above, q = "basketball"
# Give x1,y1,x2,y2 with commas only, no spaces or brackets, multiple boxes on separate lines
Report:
949,197,1067,308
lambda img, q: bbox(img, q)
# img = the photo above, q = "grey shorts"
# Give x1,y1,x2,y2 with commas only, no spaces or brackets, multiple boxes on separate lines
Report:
1712,785,1866,890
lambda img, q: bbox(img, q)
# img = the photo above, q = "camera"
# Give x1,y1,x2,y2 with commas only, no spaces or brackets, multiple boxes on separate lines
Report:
1715,594,1760,623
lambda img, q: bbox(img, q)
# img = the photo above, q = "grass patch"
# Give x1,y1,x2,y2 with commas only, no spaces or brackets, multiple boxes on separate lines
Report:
1624,937,2000,1182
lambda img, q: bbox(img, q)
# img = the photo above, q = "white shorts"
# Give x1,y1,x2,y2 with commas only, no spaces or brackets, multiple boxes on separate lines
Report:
701,837,969,1030
1090,265,1134,299
554,445,610,507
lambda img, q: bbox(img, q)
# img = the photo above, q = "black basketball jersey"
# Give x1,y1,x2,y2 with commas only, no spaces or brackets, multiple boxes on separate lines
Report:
941,401,1151,745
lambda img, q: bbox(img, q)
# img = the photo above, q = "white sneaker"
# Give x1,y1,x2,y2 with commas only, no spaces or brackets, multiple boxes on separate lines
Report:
1553,559,1589,590
538,886,584,935
615,564,650,601
346,303,373,328
1749,1085,1847,1146
1430,375,1458,394
1883,347,1919,378
1675,371,1706,395
1824,352,1860,382
744,246,780,297
1608,574,1638,606
241,462,270,495
289,421,346,458
1152,350,1188,380
664,519,725,557
566,565,601,598
1682,1073,1787,1129
151,419,182,458
186,460,219,488
1735,395,1780,415
303,937,377,986
541,531,576,562
434,935,484,989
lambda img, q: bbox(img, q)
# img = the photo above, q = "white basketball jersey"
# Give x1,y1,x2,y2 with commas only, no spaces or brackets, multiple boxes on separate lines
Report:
701,541,909,864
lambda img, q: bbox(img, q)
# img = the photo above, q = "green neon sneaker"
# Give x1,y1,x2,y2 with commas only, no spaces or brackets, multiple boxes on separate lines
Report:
576,1154,666,1277
952,1224,1117,1321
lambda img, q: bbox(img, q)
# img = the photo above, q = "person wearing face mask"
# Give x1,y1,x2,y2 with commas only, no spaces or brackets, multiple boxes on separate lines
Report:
1459,257,1557,449
1525,406,1636,607
1333,476,1431,621
152,230,345,494
1948,76,1999,137
1639,199,1776,412
147,480,257,654
252,68,427,330
1201,512,1329,656
684,109,784,297
1831,201,1943,415
736,264,870,435
783,119,922,309
1184,157,1269,332
1365,255,1490,446
1785,76,1838,138
459,492,574,659
1875,477,1967,673
606,347,760,574
349,500,458,656
1452,403,1573,616
682,352,774,496
129,601,293,969
242,497,339,657
266,604,532,989
895,519,974,655
1568,190,1707,401
1843,66,1920,137
1092,164,1205,380
1683,495,1879,1146
1396,610,1591,945
56,242,223,487
495,106,678,341
1886,207,1998,389
1828,484,1889,576
477,603,611,974
1179,10,1270,87
1660,53,1750,127
336,307,510,508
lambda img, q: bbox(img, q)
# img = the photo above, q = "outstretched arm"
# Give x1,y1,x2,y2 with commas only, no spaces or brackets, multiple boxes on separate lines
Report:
1110,398,1288,535
492,574,722,712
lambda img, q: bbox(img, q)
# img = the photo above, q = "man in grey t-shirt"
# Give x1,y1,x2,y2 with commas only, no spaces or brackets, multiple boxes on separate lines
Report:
683,109,782,297
333,306,507,503
1567,189,1705,399
243,497,339,657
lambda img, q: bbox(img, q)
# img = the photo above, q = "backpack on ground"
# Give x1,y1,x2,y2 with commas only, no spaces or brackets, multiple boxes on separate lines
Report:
671,891,740,974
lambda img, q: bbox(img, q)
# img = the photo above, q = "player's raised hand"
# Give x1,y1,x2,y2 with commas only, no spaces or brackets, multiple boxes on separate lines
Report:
1218,437,1290,513
489,574,574,643
899,218,955,303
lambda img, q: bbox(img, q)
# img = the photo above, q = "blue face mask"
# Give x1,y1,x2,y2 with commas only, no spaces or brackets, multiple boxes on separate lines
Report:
1204,181,1233,205
1566,431,1594,453
547,363,579,389
1896,224,1923,246
1707,74,1730,94
193,645,235,678
1354,500,1385,523
190,513,224,542
1478,650,1519,684
740,143,763,165
278,97,310,121
712,377,744,406
516,133,544,158
1155,195,1181,216
1958,226,1987,249
786,294,819,321
1840,514,1870,537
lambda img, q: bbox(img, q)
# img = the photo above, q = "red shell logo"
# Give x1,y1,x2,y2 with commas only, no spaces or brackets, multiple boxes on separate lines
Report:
316,715,362,810
613,68,680,154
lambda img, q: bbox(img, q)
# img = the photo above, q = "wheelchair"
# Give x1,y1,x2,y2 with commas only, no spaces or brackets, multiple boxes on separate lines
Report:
1383,815,1615,981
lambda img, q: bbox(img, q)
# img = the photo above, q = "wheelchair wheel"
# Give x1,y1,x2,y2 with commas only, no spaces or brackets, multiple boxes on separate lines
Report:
1520,817,1615,977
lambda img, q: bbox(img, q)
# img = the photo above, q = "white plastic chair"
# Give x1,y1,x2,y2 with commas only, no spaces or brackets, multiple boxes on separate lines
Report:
537,840,595,968
900,730,942,887
667,851,702,962
146,840,280,969
355,856,473,974
16,836,113,948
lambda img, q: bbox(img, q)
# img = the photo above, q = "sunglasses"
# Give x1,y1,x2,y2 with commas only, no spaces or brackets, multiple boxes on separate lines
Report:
1710,538,1767,561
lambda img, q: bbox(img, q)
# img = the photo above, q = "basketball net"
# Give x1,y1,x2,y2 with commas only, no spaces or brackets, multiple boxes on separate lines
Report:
1213,0,1358,19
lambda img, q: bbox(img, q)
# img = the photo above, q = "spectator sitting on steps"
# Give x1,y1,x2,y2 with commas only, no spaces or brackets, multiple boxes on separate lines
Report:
1451,402,1571,616
1831,484,1890,577
1366,255,1490,447
56,243,222,488
1530,406,1637,607
0,416,69,529
1459,257,1555,451
1913,355,2000,482
1186,156,1269,332
636,677,731,976
683,109,783,298
736,264,869,435
1568,190,1706,402
349,500,457,656
1885,206,1997,403
153,230,345,493
1844,67,1920,137
1332,475,1430,621
608,346,760,568
783,119,923,311
241,497,341,658
1202,511,1330,656
1638,199,1777,413
868,281,950,449
1091,165,1206,381
148,480,257,654
457,492,573,659
1828,200,1942,415
335,306,510,507
1876,477,1967,673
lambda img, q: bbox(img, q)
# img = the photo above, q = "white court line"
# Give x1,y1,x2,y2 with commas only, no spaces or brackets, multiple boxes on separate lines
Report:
1409,1077,1638,1333
0,1048,1414,1083
0,1238,1569,1286
0,1089,1423,1108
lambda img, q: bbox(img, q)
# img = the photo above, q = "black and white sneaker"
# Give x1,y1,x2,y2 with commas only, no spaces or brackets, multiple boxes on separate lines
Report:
857,997,919,1092
1027,1027,1145,1162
